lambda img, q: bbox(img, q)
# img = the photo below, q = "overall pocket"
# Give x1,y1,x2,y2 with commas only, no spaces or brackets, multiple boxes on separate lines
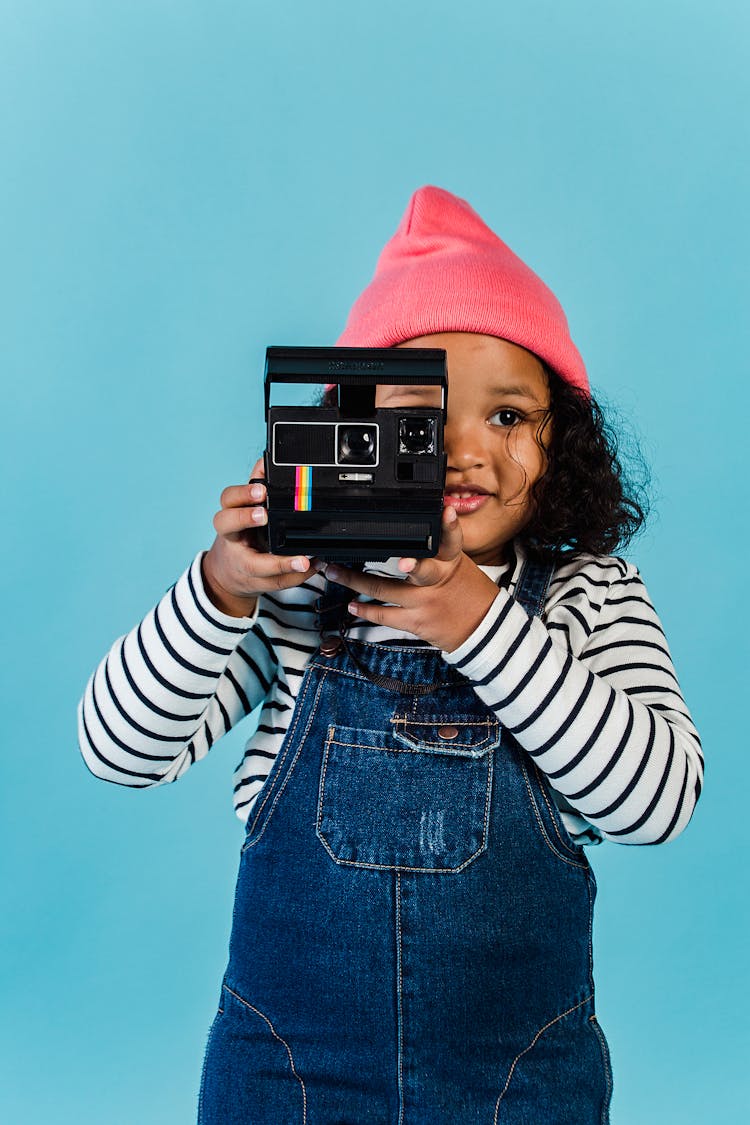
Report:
316,719,499,872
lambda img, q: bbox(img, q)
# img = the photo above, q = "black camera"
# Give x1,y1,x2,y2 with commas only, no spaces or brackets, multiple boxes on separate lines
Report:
263,346,447,560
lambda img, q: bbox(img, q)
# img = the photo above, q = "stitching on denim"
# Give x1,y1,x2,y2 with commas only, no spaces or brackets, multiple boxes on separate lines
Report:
391,718,500,753
586,864,595,993
532,761,584,859
492,993,593,1123
246,666,319,834
316,736,492,874
392,737,492,754
519,760,588,869
243,671,329,852
307,662,381,683
221,984,307,1123
395,872,405,1125
588,1015,614,1122
395,740,492,753
329,735,492,757
308,660,459,691
320,638,446,655
534,764,574,852
483,751,494,861
316,736,335,860
246,671,328,851
520,761,587,869
390,717,495,727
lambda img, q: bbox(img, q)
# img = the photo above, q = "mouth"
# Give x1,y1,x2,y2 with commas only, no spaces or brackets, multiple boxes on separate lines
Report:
443,487,493,515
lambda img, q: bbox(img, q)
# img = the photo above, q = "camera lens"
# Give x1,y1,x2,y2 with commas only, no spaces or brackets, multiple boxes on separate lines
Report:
399,416,435,455
338,425,377,465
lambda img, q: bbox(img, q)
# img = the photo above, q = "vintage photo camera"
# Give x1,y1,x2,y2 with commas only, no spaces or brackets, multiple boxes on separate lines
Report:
263,346,447,561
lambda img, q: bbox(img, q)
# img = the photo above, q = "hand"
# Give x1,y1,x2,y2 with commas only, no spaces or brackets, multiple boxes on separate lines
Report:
201,458,315,617
321,507,501,652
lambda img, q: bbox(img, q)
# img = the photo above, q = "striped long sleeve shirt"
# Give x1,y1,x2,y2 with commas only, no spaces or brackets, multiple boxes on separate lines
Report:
77,545,703,846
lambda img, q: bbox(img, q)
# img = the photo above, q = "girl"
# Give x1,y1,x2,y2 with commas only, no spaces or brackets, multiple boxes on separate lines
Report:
77,186,703,1124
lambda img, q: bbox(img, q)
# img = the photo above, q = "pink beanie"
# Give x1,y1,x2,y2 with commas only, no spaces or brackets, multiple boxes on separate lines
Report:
336,185,589,394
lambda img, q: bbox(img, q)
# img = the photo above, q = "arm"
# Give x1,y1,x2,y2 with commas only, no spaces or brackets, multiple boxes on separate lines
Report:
329,511,702,846
443,556,703,845
77,461,316,789
76,552,278,787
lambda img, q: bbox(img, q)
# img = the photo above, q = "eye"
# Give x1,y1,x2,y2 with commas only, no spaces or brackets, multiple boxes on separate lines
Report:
489,408,524,428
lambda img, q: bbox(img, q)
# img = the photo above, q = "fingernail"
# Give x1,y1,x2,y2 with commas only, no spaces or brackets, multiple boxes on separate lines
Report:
291,557,309,572
326,565,340,581
249,483,264,500
347,602,359,616
251,507,267,523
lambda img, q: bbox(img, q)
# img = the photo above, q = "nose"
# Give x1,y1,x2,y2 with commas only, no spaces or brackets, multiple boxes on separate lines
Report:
444,415,488,471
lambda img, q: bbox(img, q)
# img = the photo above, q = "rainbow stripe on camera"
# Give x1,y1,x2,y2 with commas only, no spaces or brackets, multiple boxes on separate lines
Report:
294,465,312,510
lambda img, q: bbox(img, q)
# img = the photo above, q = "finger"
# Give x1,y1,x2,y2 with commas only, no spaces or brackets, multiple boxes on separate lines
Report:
224,548,311,583
319,563,409,606
271,568,316,590
252,553,312,581
346,598,407,629
395,508,464,587
214,504,267,535
435,505,463,560
220,482,266,510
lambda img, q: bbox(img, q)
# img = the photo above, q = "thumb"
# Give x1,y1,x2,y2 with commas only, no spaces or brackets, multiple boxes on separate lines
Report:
248,456,265,482
436,505,463,561
398,506,464,586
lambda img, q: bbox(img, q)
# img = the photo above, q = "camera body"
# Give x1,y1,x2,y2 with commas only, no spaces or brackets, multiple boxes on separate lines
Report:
264,346,447,560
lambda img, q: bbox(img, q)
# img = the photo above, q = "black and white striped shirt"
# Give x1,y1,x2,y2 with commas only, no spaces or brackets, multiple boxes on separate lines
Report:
77,546,703,846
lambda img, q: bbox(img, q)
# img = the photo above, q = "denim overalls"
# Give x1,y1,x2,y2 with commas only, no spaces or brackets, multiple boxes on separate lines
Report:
198,559,613,1124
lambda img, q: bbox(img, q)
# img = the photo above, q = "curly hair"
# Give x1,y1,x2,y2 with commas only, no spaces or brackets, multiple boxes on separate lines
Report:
520,369,650,560
321,374,649,561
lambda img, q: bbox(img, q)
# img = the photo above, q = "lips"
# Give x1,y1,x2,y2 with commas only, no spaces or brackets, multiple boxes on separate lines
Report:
443,486,492,515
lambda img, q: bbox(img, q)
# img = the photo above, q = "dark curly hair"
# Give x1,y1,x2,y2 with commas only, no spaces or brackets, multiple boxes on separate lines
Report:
518,367,650,560
321,373,650,561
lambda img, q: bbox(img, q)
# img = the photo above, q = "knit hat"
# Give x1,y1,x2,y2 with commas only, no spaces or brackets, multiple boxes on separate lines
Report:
336,185,589,394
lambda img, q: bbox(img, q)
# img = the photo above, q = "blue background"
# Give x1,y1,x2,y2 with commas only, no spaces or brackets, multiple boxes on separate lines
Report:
1,2,747,1121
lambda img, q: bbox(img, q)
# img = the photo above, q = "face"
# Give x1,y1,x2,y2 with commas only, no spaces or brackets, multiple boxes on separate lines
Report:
375,332,551,565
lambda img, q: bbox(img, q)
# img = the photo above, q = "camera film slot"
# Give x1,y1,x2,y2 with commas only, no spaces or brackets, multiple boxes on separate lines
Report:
294,465,312,511
276,518,434,557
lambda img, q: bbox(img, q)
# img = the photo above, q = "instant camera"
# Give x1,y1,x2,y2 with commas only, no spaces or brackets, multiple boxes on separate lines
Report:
263,346,447,561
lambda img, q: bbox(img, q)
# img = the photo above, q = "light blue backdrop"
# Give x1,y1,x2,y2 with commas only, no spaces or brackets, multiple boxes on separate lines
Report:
1,2,747,1121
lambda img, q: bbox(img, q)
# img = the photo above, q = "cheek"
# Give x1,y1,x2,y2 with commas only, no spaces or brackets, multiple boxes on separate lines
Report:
497,430,547,492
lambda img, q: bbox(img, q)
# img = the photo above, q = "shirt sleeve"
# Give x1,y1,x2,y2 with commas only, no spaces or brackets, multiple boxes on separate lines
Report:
442,559,703,845
76,552,278,788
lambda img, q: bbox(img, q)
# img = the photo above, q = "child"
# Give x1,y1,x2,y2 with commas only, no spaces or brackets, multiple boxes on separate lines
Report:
77,186,703,1124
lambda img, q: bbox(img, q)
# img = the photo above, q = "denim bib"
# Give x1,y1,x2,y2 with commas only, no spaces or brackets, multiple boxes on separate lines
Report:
199,560,613,1124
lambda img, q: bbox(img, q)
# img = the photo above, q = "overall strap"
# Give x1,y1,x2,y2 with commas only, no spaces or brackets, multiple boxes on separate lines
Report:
512,557,556,620
314,572,355,636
